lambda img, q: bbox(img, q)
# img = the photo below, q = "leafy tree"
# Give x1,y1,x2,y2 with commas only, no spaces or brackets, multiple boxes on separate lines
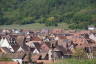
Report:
73,48,87,59
0,0,96,29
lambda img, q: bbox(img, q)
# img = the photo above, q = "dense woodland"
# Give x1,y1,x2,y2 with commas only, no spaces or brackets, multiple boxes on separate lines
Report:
0,0,96,29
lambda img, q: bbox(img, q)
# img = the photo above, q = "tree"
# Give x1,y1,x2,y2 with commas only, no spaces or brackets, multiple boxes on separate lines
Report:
0,0,96,28
73,48,87,59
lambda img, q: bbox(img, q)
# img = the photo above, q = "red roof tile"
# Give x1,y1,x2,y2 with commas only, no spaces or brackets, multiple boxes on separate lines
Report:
0,62,18,64
51,29,64,34
58,36,66,39
32,37,42,41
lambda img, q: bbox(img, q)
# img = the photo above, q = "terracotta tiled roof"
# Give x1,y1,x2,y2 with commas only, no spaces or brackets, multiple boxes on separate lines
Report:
67,36,88,44
0,62,18,64
32,37,42,42
58,36,66,39
51,28,64,34
74,30,90,35
32,37,42,41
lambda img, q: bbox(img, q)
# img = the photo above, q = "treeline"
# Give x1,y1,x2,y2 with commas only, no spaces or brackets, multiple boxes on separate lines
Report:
0,0,96,29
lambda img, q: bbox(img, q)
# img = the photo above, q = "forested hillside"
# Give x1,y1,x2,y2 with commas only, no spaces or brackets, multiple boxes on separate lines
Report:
0,0,96,29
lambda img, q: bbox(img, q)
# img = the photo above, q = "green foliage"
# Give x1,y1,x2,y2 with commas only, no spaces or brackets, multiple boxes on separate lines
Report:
49,58,96,64
0,0,96,29
0,58,12,61
72,48,87,58
45,17,58,26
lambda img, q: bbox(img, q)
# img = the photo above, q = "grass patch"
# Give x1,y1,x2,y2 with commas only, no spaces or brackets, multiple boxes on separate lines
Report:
49,58,96,64
0,58,12,61
0,23,69,30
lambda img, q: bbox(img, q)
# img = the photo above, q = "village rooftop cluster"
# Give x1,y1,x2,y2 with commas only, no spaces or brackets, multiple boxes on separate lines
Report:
0,28,96,64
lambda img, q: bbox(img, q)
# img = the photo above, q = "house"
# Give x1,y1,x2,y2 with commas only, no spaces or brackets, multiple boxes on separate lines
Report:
32,48,40,54
0,36,23,53
53,49,63,59
16,35,29,52
43,36,50,43
48,49,52,60
67,35,89,48
2,29,11,34
25,35,31,42
57,36,68,48
1,29,96,61
40,43,49,53
31,37,42,43
17,46,24,52
89,33,96,42
12,29,21,34
0,37,14,52
26,41,35,48
88,26,96,30
48,47,64,60
22,29,33,35
51,28,64,34
26,41,41,54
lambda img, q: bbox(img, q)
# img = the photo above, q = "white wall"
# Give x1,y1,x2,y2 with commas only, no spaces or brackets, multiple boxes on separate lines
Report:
89,34,96,42
12,59,22,64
